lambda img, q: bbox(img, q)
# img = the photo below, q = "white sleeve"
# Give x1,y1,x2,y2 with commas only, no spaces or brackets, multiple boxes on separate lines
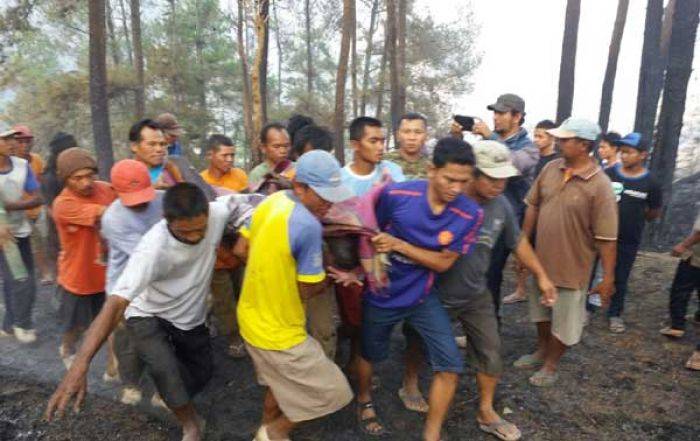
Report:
110,240,160,302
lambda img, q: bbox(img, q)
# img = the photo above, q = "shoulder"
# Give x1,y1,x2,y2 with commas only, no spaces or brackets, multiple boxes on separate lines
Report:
199,169,211,181
95,181,117,201
9,156,28,170
233,167,248,178
540,158,564,176
451,194,483,219
384,179,425,196
289,201,322,238
381,160,404,174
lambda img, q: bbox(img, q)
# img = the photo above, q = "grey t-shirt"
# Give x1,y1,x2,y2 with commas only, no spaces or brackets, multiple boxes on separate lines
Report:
437,195,519,308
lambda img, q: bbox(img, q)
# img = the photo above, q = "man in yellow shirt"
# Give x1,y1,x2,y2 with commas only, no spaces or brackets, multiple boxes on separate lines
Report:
200,134,249,357
237,150,354,441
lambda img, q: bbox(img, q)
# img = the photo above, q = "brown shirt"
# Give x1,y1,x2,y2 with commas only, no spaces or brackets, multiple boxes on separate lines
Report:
526,158,618,290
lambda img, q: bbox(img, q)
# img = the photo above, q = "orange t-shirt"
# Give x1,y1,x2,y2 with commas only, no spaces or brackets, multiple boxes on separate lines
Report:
200,168,249,193
53,181,117,295
25,153,45,220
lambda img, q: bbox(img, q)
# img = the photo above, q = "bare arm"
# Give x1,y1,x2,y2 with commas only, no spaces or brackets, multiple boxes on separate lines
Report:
46,295,129,420
590,240,617,304
513,235,557,306
372,232,459,273
521,204,539,241
671,229,700,257
232,235,249,262
4,192,43,211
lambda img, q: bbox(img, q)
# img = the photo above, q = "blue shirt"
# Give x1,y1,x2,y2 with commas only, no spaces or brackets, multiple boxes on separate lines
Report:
368,180,483,308
101,192,164,292
168,140,182,156
341,160,405,197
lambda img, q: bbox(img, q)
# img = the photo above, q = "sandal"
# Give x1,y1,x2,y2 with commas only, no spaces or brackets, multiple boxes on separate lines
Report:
398,387,429,413
608,317,626,333
513,353,543,369
503,292,527,305
478,418,522,441
529,369,558,387
686,351,700,371
357,400,388,436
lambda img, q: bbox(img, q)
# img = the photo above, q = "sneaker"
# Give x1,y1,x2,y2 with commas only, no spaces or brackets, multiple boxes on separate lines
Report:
0,329,13,338
120,387,143,405
609,317,626,333
455,336,468,349
13,327,37,344
659,327,685,338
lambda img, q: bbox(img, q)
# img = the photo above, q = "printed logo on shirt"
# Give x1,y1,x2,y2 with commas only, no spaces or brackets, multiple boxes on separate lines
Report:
623,189,648,200
611,181,624,202
438,230,454,246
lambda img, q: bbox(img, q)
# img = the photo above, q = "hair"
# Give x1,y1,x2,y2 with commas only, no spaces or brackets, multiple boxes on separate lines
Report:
163,183,209,221
292,125,333,157
432,137,475,168
397,112,427,129
129,119,163,143
600,131,621,147
206,134,234,152
287,114,315,144
510,110,525,126
44,132,79,205
535,119,556,130
349,116,383,141
260,122,287,144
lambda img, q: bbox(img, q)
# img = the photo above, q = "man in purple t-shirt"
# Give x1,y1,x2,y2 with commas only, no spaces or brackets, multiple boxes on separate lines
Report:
356,138,483,441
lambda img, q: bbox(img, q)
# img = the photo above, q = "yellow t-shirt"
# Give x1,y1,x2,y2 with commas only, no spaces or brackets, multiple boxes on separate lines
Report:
200,168,249,193
237,191,325,350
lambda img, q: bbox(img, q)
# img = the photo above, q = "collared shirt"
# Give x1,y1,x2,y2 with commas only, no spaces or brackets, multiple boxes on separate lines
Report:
526,158,618,290
383,150,432,179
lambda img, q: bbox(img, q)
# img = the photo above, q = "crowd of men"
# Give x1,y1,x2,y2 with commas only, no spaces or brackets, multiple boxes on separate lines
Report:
0,94,698,441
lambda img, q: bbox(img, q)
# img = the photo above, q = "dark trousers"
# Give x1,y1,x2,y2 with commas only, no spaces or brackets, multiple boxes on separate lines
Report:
669,259,700,330
607,242,640,318
486,234,511,319
0,236,36,331
126,317,213,408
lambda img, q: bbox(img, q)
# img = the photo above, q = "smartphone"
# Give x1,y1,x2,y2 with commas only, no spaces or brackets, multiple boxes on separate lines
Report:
454,115,475,132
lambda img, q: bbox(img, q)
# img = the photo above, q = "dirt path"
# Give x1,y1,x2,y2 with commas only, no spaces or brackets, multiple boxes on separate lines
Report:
1,251,698,440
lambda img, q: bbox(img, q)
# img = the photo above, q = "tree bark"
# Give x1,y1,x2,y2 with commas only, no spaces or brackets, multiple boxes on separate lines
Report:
396,0,406,118
88,0,114,179
251,0,270,165
130,0,145,119
375,17,389,120
597,0,629,132
333,0,355,165
236,0,254,168
387,0,399,132
647,0,699,245
273,0,282,110
106,0,122,66
360,0,379,116
305,0,313,104
556,0,581,123
117,0,133,66
351,9,358,118
194,1,209,159
633,0,664,143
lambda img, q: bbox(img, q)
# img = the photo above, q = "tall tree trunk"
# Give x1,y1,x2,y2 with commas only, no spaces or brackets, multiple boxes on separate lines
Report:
647,0,699,246
194,1,209,159
251,0,270,165
88,0,114,179
387,0,399,133
351,10,358,118
305,0,313,106
117,0,133,66
598,0,629,132
130,0,145,119
273,0,282,110
396,0,406,118
556,0,581,123
360,0,379,116
259,1,269,125
106,0,122,66
375,19,389,120
334,0,355,165
633,0,664,143
236,0,254,166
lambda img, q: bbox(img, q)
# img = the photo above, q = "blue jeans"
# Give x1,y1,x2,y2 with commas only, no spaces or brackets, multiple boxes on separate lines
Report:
361,293,464,373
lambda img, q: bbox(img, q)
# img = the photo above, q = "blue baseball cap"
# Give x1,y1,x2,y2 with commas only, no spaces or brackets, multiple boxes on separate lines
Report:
295,150,354,203
614,132,647,151
547,117,601,141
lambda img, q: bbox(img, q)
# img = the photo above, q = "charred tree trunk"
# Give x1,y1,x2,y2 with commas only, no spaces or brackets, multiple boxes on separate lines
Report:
360,0,379,116
117,0,133,65
273,0,282,110
130,0,145,119
556,0,581,123
236,0,254,166
305,0,313,104
194,2,209,159
88,0,114,179
647,0,699,246
633,0,664,143
375,18,389,120
251,0,270,165
598,0,629,132
396,0,406,118
351,10,358,118
333,0,355,165
387,0,399,133
106,0,122,66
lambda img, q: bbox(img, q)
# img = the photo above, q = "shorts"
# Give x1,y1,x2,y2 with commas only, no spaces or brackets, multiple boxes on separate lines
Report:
361,293,464,373
126,317,213,408
335,283,363,328
445,290,503,376
58,286,105,333
246,337,353,422
528,286,587,346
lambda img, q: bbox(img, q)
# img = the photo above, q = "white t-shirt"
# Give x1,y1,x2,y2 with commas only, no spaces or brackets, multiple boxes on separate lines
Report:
110,198,231,330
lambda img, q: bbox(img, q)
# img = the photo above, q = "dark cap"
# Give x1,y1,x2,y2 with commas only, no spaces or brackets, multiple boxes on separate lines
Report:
155,113,184,137
487,93,525,114
614,132,648,151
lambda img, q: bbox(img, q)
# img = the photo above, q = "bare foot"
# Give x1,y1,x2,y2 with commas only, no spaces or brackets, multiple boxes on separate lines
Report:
398,386,429,413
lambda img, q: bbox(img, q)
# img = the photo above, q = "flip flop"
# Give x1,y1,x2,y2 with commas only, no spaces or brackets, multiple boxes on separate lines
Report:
529,369,558,387
609,317,625,333
253,426,290,441
398,387,429,413
503,293,527,304
686,351,700,371
513,353,543,369
478,418,522,441
357,400,389,436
